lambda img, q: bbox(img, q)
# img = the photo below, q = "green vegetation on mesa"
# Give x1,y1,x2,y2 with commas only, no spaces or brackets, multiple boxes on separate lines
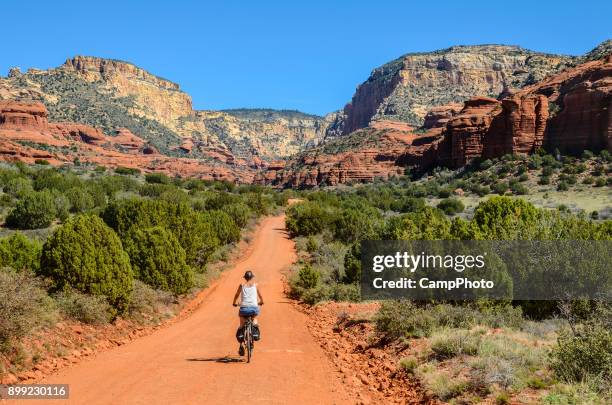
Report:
221,108,322,121
285,155,611,402
0,162,290,360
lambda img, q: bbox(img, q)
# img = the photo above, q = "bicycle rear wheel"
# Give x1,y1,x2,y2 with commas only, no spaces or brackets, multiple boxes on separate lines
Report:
245,323,253,363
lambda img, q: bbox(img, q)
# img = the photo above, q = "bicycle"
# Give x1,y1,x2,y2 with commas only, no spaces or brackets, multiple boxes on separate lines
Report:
243,316,255,363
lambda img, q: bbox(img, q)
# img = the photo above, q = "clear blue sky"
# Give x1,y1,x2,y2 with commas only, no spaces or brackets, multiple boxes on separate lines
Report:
2,1,610,115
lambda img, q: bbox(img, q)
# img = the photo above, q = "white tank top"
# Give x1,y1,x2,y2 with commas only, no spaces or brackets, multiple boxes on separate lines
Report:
240,283,258,307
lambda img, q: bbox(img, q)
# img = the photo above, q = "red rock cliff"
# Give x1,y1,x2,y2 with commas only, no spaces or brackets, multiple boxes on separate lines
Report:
262,55,611,187
441,55,611,167
0,101,49,129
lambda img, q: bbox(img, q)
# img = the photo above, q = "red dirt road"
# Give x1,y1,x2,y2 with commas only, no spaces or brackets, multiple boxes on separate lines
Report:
17,215,349,405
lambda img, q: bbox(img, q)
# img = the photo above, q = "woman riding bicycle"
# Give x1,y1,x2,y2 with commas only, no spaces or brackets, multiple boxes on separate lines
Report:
232,270,263,356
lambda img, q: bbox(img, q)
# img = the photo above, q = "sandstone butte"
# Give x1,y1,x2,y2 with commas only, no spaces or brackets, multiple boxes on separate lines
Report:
260,55,611,188
0,100,255,182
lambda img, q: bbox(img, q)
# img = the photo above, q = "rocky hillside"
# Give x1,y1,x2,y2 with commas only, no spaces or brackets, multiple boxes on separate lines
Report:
0,100,253,181
194,108,329,159
0,56,327,161
260,51,611,187
326,45,577,137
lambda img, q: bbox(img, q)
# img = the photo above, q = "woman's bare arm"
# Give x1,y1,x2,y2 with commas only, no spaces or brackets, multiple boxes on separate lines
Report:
232,285,242,306
257,288,264,305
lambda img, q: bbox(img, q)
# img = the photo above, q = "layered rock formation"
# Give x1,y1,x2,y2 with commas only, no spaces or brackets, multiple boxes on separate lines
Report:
437,55,611,167
0,101,48,129
423,104,463,129
263,53,611,187
255,124,415,187
0,100,253,182
328,45,576,136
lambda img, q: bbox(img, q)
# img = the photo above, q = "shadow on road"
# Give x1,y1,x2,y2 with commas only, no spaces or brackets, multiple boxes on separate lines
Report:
186,357,244,363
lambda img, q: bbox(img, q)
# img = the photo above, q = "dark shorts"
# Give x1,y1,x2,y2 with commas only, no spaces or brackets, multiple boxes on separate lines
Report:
239,306,259,317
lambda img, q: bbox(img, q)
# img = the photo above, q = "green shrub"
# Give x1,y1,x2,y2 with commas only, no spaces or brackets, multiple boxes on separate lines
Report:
492,182,509,195
102,199,220,267
115,166,140,175
53,192,70,221
592,165,604,176
169,210,219,267
560,174,577,185
97,175,139,196
202,210,240,245
0,269,57,351
6,190,57,229
399,356,418,373
0,233,41,272
557,181,569,191
550,326,612,384
477,303,524,329
438,188,452,198
305,236,319,253
429,304,478,329
437,198,465,216
221,203,252,228
243,192,271,216
472,184,491,197
343,242,361,283
479,159,493,170
511,183,529,195
66,187,95,213
330,283,360,301
384,207,452,240
431,329,482,359
333,207,381,242
3,177,33,198
40,215,133,315
54,289,112,324
375,300,435,339
594,178,606,187
124,227,193,294
139,183,177,198
557,204,569,212
32,169,78,192
538,176,551,185
472,196,539,239
297,264,320,289
286,201,332,236
34,159,50,165
417,370,471,401
298,284,330,305
145,172,170,184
